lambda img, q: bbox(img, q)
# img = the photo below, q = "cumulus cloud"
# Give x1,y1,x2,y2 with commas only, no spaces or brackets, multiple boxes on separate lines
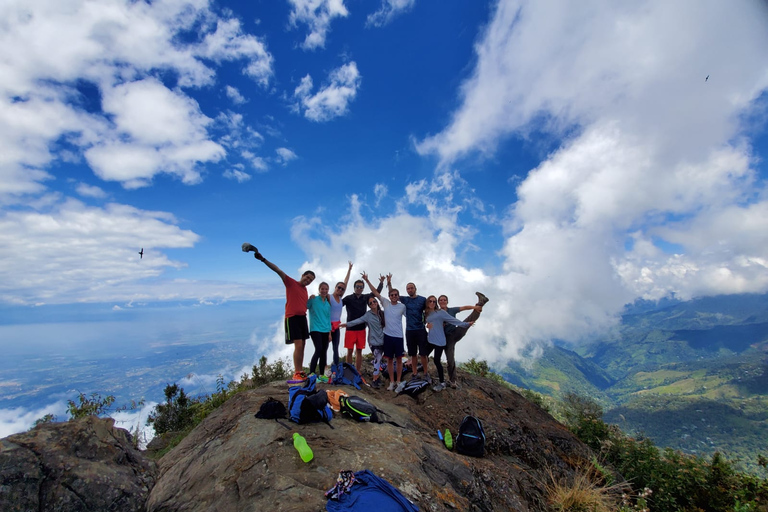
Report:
366,0,416,28
275,147,298,165
406,0,768,358
75,183,107,199
223,167,252,183
84,78,225,188
0,0,273,197
287,0,349,50
225,85,247,104
293,62,362,121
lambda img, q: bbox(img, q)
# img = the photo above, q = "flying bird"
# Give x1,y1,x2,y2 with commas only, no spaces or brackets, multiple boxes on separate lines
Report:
139,248,144,259
705,75,709,82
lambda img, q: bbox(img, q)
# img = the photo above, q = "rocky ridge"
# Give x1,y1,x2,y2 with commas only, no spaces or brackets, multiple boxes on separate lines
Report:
1,369,592,511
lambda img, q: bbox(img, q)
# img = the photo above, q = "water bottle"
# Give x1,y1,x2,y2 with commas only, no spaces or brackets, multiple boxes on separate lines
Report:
444,429,453,450
293,433,313,462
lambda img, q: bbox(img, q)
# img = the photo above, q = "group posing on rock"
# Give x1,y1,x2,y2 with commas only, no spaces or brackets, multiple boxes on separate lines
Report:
243,243,489,393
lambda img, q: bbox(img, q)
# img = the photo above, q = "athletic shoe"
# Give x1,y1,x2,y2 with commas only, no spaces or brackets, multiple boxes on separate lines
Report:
317,375,329,383
387,382,396,391
371,379,381,389
432,382,446,392
448,380,460,389
288,371,307,383
475,292,489,306
395,381,406,393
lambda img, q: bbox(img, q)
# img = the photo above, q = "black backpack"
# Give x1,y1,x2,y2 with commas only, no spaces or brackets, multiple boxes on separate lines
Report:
456,415,485,457
254,397,291,430
339,395,380,422
396,377,430,398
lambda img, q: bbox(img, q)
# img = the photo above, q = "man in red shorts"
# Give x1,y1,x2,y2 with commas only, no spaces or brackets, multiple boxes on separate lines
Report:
342,275,384,373
245,243,314,382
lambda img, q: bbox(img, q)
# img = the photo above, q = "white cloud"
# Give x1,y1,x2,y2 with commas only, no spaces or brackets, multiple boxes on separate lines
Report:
0,198,201,304
275,147,298,165
287,0,349,50
225,85,247,104
374,183,388,206
0,0,273,197
406,0,768,357
241,150,269,172
366,0,416,28
223,168,252,182
75,183,107,199
83,78,225,188
293,62,362,122
0,401,68,439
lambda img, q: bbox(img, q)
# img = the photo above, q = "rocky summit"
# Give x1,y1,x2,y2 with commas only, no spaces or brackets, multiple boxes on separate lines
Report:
1,370,592,511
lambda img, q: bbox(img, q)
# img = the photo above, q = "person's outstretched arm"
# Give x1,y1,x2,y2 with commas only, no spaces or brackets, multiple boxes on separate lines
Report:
254,251,288,281
342,261,353,288
362,273,383,301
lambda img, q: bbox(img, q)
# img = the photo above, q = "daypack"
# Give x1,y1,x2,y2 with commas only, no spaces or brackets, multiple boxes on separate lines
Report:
254,397,291,430
326,389,350,412
255,397,286,419
339,395,381,422
455,415,485,457
396,377,430,398
288,374,334,427
332,362,363,390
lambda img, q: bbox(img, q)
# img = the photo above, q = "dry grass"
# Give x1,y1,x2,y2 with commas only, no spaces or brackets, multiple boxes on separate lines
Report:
546,467,621,512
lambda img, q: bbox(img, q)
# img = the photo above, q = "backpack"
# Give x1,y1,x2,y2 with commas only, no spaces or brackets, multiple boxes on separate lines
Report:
339,395,380,422
288,374,334,427
332,362,363,390
326,389,350,412
254,397,291,430
396,377,430,398
455,415,485,457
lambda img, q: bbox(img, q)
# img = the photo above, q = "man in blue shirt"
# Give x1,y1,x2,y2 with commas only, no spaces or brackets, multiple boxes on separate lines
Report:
389,277,429,380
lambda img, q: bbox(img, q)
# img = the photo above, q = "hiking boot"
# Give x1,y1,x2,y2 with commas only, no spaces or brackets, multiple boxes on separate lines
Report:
387,382,396,391
241,242,257,253
371,379,381,389
448,380,461,390
395,381,406,393
475,292,489,306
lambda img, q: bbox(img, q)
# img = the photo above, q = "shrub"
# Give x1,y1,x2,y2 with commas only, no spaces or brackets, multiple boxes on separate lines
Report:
67,392,116,419
147,384,194,434
460,358,507,385
252,356,291,386
547,468,619,512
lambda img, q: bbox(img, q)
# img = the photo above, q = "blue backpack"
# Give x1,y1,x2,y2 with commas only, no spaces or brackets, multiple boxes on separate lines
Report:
331,362,363,390
325,470,418,511
288,374,333,427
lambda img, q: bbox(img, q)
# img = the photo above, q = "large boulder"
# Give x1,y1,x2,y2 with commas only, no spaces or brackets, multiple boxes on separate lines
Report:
0,416,157,512
147,370,591,512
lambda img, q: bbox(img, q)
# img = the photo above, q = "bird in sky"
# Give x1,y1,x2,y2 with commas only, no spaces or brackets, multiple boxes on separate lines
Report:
705,75,709,82
139,248,144,259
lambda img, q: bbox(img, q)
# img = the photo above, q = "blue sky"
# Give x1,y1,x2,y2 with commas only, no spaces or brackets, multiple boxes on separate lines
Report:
2,0,768,370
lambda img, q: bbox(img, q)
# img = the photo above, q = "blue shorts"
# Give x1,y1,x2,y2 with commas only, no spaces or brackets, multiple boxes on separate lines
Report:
382,334,404,359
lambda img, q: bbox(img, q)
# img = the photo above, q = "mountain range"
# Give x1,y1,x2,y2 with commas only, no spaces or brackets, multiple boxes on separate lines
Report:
500,293,768,473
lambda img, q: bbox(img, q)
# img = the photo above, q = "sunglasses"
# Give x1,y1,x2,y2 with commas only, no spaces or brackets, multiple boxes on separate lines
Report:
336,286,345,291
368,301,377,306
389,293,399,297
427,299,436,303
354,284,364,289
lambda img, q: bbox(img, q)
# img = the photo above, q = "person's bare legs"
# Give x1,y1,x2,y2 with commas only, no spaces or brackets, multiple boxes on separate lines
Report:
346,348,354,365
396,355,404,383
419,355,430,380
411,355,419,376
355,348,363,373
293,339,305,374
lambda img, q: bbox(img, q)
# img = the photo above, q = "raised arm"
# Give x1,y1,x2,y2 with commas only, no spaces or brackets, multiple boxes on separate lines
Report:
386,273,393,292
253,250,288,281
342,261,353,288
362,272,382,300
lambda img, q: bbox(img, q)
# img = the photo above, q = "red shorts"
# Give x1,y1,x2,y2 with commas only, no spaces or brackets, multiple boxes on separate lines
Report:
344,330,366,350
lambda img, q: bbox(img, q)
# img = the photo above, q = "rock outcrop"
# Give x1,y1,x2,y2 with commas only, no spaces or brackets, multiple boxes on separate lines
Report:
0,369,592,511
147,371,590,512
0,415,157,512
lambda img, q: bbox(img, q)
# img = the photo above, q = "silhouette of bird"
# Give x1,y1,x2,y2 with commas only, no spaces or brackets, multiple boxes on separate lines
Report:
705,75,709,82
139,248,144,259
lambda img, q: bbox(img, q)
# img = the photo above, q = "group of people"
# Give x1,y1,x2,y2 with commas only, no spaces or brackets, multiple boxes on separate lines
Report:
244,244,488,393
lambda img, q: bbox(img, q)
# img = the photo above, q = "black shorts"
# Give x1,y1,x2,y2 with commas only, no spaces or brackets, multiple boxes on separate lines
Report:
405,328,430,356
284,315,309,344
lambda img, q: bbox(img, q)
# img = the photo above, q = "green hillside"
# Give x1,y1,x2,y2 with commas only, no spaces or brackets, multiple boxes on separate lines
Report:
501,293,768,473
